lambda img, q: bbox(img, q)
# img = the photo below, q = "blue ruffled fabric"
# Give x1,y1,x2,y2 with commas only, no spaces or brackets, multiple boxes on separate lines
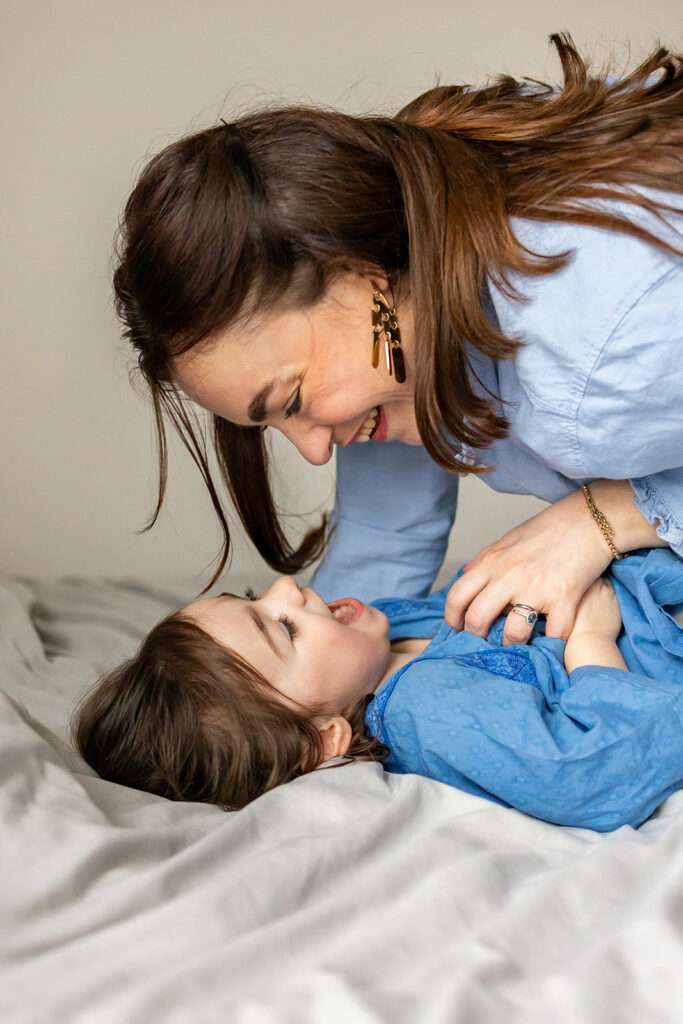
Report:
631,475,683,564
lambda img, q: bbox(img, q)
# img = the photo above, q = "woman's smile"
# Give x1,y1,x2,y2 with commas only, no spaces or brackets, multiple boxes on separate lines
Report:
345,407,380,446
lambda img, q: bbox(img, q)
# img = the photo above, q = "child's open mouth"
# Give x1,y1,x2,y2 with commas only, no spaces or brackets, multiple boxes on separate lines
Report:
326,597,364,625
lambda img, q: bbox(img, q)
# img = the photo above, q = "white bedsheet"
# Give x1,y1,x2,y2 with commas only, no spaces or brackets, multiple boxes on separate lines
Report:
1,573,682,1023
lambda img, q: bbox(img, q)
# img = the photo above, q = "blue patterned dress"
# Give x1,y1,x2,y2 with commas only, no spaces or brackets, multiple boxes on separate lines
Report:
365,549,683,831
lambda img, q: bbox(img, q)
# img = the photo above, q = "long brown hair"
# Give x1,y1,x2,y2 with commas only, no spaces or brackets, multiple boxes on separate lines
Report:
113,33,683,586
73,614,387,810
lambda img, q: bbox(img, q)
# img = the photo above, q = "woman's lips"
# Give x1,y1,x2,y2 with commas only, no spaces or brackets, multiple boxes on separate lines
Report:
347,407,379,446
326,597,365,625
343,405,387,447
370,404,388,443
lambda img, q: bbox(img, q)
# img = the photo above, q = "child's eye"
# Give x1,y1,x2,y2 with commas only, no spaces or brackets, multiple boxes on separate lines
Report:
278,615,298,641
284,388,301,420
244,587,257,601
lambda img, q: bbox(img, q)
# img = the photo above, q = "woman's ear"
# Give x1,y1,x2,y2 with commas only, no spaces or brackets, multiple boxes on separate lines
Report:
360,264,390,294
317,716,353,762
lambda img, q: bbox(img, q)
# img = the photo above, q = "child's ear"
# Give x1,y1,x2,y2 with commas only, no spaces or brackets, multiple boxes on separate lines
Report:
317,716,353,762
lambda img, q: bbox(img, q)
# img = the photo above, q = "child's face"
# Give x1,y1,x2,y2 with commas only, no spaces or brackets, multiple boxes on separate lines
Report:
182,577,391,715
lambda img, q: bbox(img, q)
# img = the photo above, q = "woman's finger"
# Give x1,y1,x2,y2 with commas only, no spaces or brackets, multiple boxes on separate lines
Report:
444,571,488,629
461,547,488,574
501,606,537,647
459,585,511,639
545,602,578,642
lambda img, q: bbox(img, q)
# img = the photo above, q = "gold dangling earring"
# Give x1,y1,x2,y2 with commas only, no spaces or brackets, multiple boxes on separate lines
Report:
371,289,406,384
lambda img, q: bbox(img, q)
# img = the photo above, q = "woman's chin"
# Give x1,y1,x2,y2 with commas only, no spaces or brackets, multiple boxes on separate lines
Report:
392,424,422,446
375,422,421,446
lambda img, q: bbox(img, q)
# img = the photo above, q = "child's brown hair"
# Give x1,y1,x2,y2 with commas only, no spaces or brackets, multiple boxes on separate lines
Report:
73,613,387,809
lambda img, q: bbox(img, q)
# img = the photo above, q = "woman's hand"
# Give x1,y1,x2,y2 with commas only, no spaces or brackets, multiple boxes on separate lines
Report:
445,488,613,645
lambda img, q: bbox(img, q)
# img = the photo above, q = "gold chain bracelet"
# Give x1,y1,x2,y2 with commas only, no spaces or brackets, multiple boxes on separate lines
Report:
580,482,626,561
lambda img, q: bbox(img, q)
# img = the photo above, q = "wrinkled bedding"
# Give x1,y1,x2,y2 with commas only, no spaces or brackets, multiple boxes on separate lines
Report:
2,571,683,1023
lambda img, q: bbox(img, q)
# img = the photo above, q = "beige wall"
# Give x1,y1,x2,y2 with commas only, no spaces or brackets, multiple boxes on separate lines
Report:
1,0,680,583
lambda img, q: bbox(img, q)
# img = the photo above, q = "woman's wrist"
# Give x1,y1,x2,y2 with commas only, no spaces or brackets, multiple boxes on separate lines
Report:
581,479,667,556
561,486,613,576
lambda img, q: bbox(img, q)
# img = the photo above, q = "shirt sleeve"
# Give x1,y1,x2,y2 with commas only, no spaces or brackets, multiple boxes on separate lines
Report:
310,441,459,602
631,470,683,557
384,656,683,831
575,262,683,556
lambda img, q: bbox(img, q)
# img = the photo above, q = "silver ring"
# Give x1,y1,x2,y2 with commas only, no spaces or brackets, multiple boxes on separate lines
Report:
511,603,538,626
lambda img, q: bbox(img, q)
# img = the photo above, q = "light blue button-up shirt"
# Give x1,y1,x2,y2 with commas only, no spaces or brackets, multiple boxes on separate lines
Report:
313,193,683,602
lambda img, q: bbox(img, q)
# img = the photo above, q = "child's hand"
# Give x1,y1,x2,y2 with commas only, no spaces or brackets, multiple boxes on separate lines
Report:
564,577,627,675
568,577,622,643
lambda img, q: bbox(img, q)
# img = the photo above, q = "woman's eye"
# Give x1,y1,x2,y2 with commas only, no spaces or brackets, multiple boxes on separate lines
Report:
284,388,301,420
244,587,257,601
278,615,298,641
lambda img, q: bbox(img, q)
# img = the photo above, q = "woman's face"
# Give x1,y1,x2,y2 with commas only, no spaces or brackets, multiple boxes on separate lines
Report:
183,576,391,715
173,272,421,465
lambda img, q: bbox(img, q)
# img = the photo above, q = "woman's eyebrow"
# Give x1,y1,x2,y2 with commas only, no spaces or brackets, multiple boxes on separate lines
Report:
248,383,275,422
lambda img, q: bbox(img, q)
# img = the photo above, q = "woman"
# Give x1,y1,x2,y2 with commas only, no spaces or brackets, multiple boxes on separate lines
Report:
114,34,683,645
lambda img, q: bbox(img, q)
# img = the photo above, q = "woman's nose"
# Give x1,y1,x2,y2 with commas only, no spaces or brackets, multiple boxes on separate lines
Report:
279,421,333,466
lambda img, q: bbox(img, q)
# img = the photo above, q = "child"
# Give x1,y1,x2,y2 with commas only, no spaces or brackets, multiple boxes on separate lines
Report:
74,549,683,831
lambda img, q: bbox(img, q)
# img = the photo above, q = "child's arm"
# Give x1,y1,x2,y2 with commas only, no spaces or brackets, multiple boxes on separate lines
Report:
563,577,628,674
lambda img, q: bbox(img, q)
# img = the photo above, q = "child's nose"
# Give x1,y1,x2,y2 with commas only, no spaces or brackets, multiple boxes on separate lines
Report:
271,576,303,602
